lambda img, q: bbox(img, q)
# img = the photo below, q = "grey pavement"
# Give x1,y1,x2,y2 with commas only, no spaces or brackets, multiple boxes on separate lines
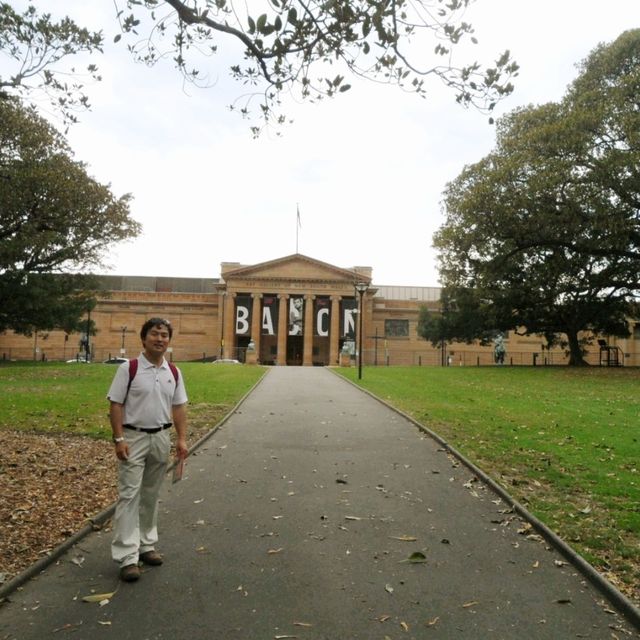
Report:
1,367,638,639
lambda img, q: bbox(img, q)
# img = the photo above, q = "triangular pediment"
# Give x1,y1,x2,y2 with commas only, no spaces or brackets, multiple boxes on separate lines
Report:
221,254,370,285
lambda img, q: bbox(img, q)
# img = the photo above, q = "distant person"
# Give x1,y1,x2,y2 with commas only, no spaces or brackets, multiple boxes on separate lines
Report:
494,334,506,365
107,318,188,582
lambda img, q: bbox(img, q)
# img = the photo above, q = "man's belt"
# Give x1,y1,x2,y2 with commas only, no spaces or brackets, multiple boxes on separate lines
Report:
123,423,172,433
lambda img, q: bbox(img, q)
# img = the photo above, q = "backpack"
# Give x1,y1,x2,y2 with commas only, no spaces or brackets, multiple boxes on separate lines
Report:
125,358,179,400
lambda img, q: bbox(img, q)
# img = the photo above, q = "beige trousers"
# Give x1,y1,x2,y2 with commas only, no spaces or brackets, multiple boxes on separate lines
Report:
111,429,170,567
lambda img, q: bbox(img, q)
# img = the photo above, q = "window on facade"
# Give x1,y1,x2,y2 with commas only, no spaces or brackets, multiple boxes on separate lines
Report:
385,319,409,337
633,324,640,339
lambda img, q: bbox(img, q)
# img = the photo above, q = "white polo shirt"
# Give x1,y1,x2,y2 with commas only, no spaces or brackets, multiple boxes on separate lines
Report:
107,354,188,428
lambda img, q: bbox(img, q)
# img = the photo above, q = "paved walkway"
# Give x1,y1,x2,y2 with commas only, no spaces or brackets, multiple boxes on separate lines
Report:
1,368,638,639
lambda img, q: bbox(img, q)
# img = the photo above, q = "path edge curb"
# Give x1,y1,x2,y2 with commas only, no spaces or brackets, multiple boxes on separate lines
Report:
332,369,640,631
0,367,269,602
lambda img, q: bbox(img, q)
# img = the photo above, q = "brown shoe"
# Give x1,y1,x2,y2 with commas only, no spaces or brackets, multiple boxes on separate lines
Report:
139,550,163,566
120,564,141,582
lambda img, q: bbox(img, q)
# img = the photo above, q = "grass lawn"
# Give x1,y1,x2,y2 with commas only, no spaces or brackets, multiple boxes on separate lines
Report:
0,361,265,440
337,365,640,602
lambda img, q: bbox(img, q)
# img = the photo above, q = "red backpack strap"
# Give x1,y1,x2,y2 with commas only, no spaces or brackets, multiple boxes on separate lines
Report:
125,358,138,400
168,362,179,384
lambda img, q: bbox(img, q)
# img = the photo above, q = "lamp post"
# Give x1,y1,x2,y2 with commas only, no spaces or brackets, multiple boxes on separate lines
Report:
354,282,369,380
85,308,91,363
120,325,127,355
220,292,226,359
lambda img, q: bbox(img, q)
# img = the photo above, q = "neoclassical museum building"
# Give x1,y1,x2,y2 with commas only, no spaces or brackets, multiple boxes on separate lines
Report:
1,254,638,367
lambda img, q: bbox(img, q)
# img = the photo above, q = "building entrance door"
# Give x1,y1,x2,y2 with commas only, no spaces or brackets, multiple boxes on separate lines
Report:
286,336,303,366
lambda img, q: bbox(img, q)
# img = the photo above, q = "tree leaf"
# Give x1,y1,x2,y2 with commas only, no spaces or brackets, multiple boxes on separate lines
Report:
400,551,427,564
82,591,116,603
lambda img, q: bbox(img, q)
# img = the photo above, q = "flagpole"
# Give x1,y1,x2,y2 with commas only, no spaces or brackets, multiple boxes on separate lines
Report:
296,204,301,253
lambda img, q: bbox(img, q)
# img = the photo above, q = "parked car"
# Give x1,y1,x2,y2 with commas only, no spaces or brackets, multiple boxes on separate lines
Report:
211,358,240,364
103,357,128,364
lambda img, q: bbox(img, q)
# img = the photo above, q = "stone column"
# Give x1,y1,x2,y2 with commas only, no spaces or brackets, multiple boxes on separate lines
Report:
330,295,341,365
251,293,262,359
303,294,315,366
223,293,236,360
277,294,288,366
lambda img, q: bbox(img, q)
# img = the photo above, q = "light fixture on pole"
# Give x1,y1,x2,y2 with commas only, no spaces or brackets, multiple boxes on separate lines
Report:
354,282,369,380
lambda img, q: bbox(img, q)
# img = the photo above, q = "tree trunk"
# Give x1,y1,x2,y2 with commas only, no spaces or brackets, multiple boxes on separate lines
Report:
566,329,589,366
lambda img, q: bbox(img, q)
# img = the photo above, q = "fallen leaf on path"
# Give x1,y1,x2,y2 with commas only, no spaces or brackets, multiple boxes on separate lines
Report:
293,622,313,627
389,535,417,542
82,591,116,604
385,583,394,594
462,601,479,608
97,621,112,626
376,614,391,622
400,551,427,564
345,516,362,521
426,616,440,627
53,622,83,633
268,548,284,554
400,621,409,631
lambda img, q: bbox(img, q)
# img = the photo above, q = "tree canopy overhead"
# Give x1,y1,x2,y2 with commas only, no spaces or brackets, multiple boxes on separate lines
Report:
431,29,640,366
0,98,140,334
0,2,103,128
1,0,518,133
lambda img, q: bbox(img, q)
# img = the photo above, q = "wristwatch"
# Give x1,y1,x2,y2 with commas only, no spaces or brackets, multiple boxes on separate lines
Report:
113,435,125,444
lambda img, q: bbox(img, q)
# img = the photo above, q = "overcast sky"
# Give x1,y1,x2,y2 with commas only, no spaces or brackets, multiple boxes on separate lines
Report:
8,1,640,286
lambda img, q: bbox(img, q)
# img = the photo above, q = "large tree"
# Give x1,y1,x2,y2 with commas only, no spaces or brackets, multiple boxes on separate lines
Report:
432,30,640,366
0,98,140,335
1,1,518,133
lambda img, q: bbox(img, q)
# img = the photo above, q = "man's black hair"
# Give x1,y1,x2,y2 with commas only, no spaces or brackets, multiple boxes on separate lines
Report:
140,317,173,340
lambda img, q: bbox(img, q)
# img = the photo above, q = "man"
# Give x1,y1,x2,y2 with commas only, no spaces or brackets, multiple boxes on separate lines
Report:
107,317,188,582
